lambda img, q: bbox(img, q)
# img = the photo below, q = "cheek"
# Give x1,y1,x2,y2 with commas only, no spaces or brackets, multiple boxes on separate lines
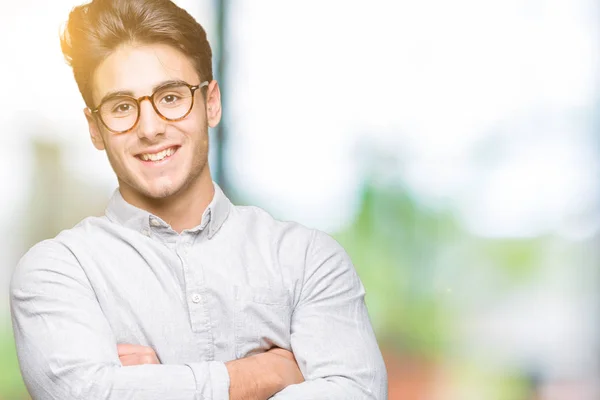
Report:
104,137,134,161
182,107,208,133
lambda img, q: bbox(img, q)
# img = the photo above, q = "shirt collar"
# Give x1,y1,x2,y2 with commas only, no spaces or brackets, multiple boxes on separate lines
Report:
105,181,231,239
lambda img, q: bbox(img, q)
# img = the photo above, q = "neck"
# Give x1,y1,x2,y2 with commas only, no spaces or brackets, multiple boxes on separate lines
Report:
119,169,215,234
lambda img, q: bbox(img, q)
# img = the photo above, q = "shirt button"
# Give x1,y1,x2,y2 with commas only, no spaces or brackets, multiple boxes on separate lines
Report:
141,229,151,237
150,218,161,227
191,293,201,303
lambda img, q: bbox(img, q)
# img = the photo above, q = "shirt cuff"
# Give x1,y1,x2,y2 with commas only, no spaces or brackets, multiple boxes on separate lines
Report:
209,361,230,400
186,361,230,400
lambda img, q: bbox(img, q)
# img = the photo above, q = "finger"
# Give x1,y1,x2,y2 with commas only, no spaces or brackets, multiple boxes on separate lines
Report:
119,354,142,366
119,353,160,366
117,343,153,356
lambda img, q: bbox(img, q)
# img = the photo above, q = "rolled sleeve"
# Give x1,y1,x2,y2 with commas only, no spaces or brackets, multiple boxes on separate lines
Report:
185,361,230,400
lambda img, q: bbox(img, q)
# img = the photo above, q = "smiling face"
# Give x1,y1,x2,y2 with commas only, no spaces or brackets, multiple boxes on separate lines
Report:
85,43,221,207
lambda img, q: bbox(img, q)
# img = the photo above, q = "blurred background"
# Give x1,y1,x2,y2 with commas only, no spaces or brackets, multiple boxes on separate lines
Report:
1,0,599,398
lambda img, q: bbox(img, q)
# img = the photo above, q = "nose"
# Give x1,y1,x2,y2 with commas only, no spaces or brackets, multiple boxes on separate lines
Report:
136,97,165,140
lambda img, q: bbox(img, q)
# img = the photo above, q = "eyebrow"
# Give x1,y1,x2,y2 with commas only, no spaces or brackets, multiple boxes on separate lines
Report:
98,79,190,105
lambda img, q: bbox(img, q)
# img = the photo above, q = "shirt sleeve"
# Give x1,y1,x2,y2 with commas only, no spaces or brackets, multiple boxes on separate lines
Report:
10,240,230,400
270,230,388,400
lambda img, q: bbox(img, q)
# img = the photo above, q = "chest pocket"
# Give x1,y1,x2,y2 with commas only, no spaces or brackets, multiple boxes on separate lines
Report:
234,285,292,358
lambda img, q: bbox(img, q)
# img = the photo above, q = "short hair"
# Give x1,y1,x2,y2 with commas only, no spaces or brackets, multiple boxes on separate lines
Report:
60,0,213,108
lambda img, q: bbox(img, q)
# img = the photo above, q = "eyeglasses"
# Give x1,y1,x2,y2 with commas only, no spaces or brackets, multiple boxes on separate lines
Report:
91,81,209,134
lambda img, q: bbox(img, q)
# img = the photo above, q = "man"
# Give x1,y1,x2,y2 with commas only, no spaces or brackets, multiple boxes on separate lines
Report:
10,0,388,398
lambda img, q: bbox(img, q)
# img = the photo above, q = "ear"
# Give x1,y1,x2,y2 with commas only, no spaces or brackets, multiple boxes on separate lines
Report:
84,108,106,151
205,80,222,128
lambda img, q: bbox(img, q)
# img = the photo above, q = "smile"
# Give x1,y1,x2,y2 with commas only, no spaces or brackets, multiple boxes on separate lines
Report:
137,146,179,162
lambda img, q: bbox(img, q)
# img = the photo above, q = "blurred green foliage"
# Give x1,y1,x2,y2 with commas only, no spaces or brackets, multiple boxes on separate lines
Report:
476,238,546,283
334,180,544,360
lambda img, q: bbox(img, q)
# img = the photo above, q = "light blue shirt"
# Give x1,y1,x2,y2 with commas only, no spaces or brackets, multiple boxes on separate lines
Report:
10,183,388,399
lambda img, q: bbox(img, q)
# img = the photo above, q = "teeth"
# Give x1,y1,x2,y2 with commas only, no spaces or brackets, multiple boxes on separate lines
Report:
140,147,175,162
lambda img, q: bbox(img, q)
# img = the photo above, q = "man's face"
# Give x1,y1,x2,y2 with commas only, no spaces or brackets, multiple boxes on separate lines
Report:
85,43,220,203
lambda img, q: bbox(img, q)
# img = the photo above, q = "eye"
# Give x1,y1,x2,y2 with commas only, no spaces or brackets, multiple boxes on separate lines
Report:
109,101,136,114
161,94,180,104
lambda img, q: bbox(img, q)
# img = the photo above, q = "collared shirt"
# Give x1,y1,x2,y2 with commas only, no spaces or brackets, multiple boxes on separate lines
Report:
10,183,388,400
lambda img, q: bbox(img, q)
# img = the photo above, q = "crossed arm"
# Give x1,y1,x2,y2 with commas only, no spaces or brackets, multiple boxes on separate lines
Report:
10,242,301,400
10,231,387,399
117,344,303,399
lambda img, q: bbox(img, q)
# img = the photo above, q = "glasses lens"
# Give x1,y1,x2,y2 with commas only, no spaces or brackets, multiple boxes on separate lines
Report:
154,84,194,121
99,97,139,132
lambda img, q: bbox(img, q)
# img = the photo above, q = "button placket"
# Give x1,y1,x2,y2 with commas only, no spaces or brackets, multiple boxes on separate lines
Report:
177,238,208,333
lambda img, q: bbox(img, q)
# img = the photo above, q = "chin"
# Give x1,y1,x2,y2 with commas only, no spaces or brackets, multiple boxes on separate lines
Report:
134,179,180,200
147,185,181,200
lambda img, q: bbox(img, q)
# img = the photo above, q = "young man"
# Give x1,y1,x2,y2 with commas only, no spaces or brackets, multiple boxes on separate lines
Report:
10,0,387,399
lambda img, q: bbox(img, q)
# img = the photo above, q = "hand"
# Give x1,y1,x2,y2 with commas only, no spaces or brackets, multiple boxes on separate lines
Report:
117,343,160,366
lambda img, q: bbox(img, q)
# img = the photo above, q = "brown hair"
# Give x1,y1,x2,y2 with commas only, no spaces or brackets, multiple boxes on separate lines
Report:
60,0,213,108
